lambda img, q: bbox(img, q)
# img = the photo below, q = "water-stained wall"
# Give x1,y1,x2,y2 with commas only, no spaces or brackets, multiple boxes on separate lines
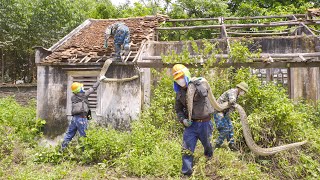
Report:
37,63,143,138
37,65,68,138
147,36,319,101
98,64,141,130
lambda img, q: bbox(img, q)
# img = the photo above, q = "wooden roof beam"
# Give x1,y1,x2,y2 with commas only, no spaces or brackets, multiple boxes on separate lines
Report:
166,14,306,22
300,22,316,36
227,32,289,36
155,21,318,31
289,15,298,21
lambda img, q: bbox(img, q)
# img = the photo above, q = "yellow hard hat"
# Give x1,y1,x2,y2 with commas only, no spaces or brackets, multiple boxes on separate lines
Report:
71,82,83,93
236,82,248,92
172,64,190,80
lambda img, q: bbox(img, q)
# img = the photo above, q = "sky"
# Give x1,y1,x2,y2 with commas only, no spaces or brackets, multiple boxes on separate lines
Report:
110,0,140,6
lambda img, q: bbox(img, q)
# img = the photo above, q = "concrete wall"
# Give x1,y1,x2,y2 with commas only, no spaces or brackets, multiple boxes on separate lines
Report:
37,66,68,138
0,84,37,105
97,65,142,130
37,63,143,138
148,36,319,101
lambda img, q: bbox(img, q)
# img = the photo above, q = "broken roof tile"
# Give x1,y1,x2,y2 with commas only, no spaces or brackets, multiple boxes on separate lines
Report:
43,15,168,63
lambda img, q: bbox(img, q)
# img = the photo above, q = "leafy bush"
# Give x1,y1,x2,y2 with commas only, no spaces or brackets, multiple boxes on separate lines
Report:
0,97,45,161
0,97,45,143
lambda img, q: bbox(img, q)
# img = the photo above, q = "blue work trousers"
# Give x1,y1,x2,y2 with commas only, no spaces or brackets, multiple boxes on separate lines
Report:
213,113,234,146
114,25,130,58
182,120,213,175
61,115,88,149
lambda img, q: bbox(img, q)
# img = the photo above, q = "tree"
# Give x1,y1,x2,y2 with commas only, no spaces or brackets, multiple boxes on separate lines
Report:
172,0,231,18
116,2,154,17
88,0,117,19
229,0,318,13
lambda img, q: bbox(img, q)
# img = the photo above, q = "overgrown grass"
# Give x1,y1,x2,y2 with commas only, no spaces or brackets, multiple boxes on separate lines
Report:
1,41,320,179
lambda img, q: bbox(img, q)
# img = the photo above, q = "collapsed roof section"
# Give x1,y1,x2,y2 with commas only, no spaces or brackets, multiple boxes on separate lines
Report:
42,15,169,63
38,11,320,66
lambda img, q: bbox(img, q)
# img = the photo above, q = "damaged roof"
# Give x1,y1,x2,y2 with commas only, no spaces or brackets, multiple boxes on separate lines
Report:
43,15,168,63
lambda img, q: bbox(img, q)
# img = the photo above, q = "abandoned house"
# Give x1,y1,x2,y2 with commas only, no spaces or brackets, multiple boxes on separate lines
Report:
35,14,320,139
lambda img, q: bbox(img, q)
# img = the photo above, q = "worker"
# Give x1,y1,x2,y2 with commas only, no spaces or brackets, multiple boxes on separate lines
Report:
103,22,130,61
172,64,214,177
60,75,107,151
213,82,248,151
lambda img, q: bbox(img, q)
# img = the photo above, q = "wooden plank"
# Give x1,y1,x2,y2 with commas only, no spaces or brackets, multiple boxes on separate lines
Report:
224,14,305,20
95,57,103,63
300,22,316,36
298,54,307,62
289,15,298,21
79,55,88,63
124,51,133,62
84,56,92,63
227,32,289,36
166,14,306,22
155,21,318,31
156,25,221,30
167,17,219,22
133,40,147,63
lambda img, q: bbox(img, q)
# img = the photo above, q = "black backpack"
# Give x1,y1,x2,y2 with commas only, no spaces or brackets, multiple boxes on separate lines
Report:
71,95,89,116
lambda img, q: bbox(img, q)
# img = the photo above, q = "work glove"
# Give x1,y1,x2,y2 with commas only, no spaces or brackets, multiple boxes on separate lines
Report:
99,75,107,82
103,41,108,48
182,119,192,127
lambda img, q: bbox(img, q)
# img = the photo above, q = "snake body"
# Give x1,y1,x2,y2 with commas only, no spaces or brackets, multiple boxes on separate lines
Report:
187,78,307,156
235,104,307,156
100,59,139,82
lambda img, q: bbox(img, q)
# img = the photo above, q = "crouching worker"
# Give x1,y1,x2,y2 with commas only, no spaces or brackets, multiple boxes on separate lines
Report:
60,76,107,151
213,82,248,151
172,64,214,177
103,22,130,61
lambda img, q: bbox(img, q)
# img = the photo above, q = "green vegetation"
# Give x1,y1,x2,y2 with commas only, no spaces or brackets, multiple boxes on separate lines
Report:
1,41,320,179
1,0,320,178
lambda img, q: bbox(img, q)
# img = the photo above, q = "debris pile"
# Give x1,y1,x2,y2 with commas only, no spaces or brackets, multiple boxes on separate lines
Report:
44,15,168,63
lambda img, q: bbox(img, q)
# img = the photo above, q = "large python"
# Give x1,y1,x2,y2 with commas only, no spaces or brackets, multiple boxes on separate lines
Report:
99,59,139,82
187,78,307,156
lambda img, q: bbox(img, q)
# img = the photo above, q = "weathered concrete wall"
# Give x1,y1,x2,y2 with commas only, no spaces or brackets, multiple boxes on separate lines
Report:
148,39,227,56
0,84,37,105
149,36,315,56
290,67,319,101
98,65,141,130
148,36,319,101
37,66,68,138
36,63,143,139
